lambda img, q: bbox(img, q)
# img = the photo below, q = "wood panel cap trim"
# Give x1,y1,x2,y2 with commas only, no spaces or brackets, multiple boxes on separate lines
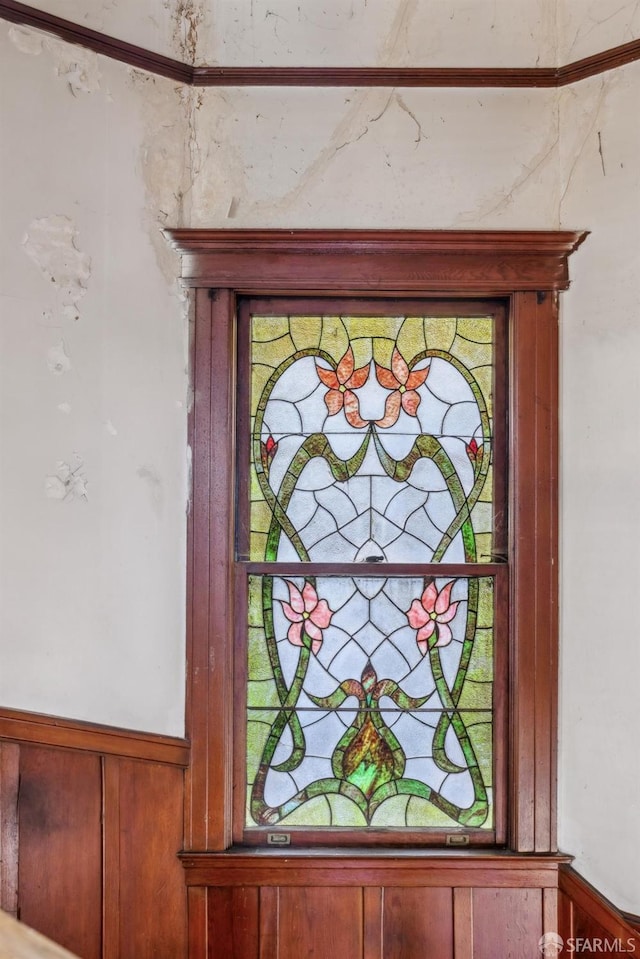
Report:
180,851,572,888
2,2,640,88
163,229,588,292
0,707,189,766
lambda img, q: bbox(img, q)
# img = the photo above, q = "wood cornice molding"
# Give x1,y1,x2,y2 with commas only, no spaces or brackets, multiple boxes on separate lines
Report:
164,229,588,293
2,1,640,88
0,706,190,766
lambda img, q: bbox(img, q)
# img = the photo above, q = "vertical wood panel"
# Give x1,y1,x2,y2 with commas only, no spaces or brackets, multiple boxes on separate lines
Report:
18,745,102,959
533,293,558,854
276,887,363,959
543,886,558,941
558,889,574,944
115,759,186,959
188,886,209,959
259,886,278,959
363,887,382,959
453,887,473,959
382,887,453,959
102,756,120,959
510,290,559,853
187,287,235,852
472,888,542,959
207,887,259,959
186,286,214,851
0,742,20,916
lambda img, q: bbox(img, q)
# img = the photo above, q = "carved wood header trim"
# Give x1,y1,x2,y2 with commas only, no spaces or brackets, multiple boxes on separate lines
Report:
164,229,588,293
2,0,640,88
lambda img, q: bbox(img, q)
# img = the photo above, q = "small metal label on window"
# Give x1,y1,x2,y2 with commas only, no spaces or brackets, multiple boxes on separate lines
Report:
267,832,291,846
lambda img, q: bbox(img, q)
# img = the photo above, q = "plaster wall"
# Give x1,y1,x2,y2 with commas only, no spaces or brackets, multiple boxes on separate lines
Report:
0,25,189,735
558,63,640,915
558,0,640,62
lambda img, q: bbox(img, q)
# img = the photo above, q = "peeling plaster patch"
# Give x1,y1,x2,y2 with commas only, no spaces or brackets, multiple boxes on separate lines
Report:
8,27,101,95
57,402,72,414
47,340,71,375
166,0,204,64
105,420,118,436
45,456,88,501
129,71,191,280
8,26,43,55
137,465,164,517
23,216,91,313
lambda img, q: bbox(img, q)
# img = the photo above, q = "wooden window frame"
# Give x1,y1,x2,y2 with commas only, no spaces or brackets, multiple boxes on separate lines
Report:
165,229,587,856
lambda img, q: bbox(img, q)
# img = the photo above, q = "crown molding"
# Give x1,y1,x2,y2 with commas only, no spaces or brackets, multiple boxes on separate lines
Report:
163,229,588,292
2,0,640,88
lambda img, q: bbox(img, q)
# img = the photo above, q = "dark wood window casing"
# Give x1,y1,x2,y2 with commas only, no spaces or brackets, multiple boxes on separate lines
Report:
165,229,587,859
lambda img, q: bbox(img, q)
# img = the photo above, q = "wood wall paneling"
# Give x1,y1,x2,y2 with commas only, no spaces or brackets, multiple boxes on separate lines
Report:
207,887,259,959
276,886,364,959
472,888,543,959
453,887,474,959
382,887,454,959
110,758,187,959
0,742,20,916
0,733,188,959
17,745,103,959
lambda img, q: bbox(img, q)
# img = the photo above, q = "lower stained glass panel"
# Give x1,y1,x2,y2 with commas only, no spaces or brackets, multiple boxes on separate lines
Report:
246,574,494,831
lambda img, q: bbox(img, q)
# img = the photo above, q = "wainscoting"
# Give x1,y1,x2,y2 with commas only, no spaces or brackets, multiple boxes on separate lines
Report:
0,715,187,959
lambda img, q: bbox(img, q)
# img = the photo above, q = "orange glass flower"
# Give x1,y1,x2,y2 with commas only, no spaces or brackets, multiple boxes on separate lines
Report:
316,347,369,428
374,348,429,428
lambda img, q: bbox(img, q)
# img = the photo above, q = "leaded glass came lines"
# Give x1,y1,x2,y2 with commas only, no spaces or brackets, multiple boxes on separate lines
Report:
245,313,496,832
250,315,494,565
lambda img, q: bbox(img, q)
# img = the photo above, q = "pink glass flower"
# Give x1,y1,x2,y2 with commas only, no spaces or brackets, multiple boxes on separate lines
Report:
406,581,459,655
316,347,369,428
280,580,333,655
374,348,429,428
260,434,278,475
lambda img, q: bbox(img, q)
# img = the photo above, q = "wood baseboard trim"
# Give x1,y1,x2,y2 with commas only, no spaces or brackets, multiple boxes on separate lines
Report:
0,707,189,766
559,864,640,947
2,0,640,89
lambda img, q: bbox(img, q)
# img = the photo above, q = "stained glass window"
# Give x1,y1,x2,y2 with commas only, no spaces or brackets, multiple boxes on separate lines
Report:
239,305,505,843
